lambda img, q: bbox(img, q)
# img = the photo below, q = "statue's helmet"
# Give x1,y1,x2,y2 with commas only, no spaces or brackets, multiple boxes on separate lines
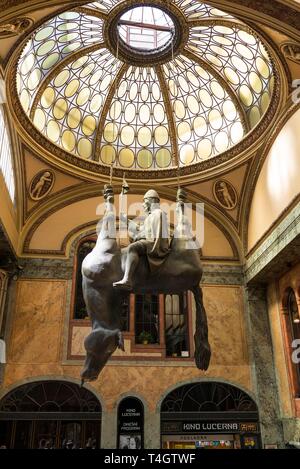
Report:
144,189,160,201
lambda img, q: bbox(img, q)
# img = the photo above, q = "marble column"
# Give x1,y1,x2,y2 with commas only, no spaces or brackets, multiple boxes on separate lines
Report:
145,411,160,449
101,409,117,449
246,286,284,447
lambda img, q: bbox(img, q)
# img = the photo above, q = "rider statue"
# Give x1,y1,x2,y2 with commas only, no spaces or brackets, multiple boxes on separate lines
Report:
113,189,170,290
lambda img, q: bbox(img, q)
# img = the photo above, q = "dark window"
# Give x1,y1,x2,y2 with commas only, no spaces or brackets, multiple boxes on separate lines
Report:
287,289,300,397
135,294,159,344
165,293,189,357
74,240,96,319
0,381,101,449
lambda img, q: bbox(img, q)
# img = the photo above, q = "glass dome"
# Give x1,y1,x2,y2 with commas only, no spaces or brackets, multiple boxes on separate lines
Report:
16,0,275,172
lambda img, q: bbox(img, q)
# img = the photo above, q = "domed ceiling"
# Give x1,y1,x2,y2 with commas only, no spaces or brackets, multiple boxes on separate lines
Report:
15,0,276,177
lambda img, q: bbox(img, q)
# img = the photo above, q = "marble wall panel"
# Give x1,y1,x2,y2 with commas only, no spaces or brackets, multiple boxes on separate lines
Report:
8,280,66,364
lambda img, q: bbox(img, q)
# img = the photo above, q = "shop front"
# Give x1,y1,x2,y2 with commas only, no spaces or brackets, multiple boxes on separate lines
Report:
161,382,261,449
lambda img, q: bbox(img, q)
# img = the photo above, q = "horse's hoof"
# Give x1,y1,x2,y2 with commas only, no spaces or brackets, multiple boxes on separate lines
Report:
195,342,211,371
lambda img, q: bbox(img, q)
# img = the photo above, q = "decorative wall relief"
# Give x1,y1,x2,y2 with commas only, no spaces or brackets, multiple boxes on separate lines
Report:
281,42,300,64
213,179,238,210
29,170,55,201
0,18,32,38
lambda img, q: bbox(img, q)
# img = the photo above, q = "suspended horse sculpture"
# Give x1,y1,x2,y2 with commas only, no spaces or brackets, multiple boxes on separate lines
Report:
81,184,211,383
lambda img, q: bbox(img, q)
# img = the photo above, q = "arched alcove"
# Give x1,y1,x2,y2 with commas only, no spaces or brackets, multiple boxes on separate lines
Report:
0,380,102,449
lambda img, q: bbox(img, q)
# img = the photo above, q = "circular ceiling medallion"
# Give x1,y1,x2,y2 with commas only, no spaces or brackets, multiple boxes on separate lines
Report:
105,1,188,66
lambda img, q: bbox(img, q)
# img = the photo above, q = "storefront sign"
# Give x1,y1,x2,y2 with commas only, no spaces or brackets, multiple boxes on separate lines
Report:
117,397,144,449
162,421,258,434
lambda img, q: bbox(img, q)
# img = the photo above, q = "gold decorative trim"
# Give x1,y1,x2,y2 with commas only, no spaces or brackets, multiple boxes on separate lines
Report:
213,179,238,211
28,169,55,201
0,17,33,38
280,41,300,64
94,62,129,162
75,6,107,20
156,65,179,168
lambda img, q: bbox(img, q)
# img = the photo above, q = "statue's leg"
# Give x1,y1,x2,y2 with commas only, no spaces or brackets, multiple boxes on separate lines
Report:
113,244,139,290
81,277,123,382
191,285,211,371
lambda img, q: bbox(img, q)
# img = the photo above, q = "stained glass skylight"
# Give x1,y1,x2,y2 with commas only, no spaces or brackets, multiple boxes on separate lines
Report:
16,0,275,172
118,7,174,51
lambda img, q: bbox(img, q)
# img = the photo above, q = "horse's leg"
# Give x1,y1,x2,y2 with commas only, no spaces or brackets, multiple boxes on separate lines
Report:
191,285,211,371
81,277,123,382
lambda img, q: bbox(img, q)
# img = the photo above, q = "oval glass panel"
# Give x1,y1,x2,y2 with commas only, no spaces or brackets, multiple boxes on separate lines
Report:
110,101,122,120
65,79,80,98
82,116,96,136
77,88,90,106
101,145,116,165
156,148,171,168
239,85,253,107
178,122,192,142
187,95,200,115
53,98,68,120
139,104,150,124
231,121,244,144
197,138,212,159
78,138,92,159
137,149,153,169
175,100,186,119
28,69,42,90
138,127,152,147
154,126,169,146
20,54,35,75
41,87,55,108
33,109,46,131
194,116,207,137
152,83,161,101
119,148,134,168
153,103,165,123
42,53,59,70
209,109,223,130
35,26,54,42
37,40,55,56
223,100,237,121
215,132,229,153
103,123,118,142
67,108,81,129
54,70,70,87
90,94,102,113
199,89,212,108
129,82,138,101
120,125,135,146
47,120,60,142
62,130,76,152
141,84,149,102
125,103,136,123
180,144,194,165
249,71,263,93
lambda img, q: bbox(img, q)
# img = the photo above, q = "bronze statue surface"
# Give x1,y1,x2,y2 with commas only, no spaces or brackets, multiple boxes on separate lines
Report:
81,185,211,383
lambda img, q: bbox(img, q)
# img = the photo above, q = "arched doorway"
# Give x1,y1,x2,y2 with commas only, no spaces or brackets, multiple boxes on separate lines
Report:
161,381,261,449
0,381,101,449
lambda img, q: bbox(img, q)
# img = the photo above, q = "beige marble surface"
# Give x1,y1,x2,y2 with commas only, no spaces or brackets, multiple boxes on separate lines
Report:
8,280,66,364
